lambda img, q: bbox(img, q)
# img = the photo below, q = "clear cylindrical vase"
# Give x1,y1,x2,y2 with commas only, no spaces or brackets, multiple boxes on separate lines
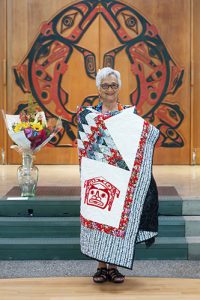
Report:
17,151,39,197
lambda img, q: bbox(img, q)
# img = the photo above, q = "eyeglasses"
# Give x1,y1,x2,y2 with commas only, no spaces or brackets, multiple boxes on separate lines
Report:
100,83,119,90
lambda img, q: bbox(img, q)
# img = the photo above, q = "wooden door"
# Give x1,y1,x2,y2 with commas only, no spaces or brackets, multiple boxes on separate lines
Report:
1,0,195,164
6,0,101,164
99,0,191,165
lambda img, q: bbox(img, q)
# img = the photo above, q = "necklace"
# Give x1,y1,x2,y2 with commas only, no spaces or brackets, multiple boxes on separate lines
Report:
102,103,123,114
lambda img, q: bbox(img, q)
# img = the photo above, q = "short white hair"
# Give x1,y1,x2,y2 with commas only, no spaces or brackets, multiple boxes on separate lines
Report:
96,67,121,89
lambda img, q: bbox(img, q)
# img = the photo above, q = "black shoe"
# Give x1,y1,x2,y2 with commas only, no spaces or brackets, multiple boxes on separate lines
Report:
93,268,108,283
107,268,125,283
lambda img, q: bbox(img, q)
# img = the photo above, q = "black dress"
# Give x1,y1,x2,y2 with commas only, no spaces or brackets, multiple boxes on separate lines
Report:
139,175,159,246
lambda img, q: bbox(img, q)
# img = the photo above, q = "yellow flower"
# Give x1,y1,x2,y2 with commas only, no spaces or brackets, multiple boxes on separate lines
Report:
22,122,30,129
30,122,43,131
13,122,30,133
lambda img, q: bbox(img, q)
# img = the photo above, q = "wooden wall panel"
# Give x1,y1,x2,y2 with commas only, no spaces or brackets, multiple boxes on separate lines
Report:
7,0,30,164
129,0,190,165
192,0,200,164
6,0,100,164
0,0,7,164
105,0,191,165
99,11,137,107
1,0,196,164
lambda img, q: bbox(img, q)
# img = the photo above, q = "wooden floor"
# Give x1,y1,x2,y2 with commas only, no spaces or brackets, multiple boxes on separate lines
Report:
0,277,200,300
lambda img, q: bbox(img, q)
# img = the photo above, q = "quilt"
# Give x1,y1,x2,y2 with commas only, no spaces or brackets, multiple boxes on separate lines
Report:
77,106,159,269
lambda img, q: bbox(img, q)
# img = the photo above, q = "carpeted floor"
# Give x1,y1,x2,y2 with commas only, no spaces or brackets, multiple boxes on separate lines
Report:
0,260,199,279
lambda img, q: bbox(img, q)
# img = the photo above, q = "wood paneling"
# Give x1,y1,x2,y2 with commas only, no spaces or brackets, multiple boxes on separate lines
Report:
7,0,28,164
126,0,191,164
99,0,191,164
192,0,200,164
99,8,137,108
6,0,99,164
0,0,7,164
1,0,198,164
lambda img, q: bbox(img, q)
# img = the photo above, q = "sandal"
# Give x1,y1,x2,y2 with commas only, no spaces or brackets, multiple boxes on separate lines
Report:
93,268,108,283
108,268,125,283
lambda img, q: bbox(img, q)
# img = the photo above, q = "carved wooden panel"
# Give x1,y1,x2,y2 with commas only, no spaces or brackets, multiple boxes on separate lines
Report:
2,0,194,164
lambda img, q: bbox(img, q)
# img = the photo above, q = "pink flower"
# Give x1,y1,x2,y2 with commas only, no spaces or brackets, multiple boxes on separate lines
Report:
24,128,48,150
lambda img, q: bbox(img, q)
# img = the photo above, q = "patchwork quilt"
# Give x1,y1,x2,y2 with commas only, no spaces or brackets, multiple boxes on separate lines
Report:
77,106,159,269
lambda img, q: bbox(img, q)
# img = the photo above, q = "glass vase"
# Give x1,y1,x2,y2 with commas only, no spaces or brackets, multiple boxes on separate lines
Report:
17,151,39,197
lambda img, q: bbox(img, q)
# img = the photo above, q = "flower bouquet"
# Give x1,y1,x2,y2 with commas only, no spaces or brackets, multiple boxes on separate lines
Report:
2,95,62,197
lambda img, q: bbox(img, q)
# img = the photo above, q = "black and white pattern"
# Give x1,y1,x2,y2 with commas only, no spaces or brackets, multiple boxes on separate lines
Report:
78,107,159,269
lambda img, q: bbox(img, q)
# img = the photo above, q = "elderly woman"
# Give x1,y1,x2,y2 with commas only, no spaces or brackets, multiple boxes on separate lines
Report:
77,67,159,284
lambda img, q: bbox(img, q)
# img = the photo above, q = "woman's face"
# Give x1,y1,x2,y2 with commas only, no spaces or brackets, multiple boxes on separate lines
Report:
98,74,120,104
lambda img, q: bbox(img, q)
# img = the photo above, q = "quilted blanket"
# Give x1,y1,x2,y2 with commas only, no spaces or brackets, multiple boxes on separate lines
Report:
77,106,159,269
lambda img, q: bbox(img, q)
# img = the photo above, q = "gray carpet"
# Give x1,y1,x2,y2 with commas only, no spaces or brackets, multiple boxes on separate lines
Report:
0,260,199,279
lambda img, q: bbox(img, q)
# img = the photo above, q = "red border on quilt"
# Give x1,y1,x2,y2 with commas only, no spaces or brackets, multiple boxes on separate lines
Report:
79,113,150,238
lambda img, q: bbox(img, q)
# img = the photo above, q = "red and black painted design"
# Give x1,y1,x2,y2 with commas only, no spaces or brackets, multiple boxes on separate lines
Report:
84,176,120,211
13,0,184,148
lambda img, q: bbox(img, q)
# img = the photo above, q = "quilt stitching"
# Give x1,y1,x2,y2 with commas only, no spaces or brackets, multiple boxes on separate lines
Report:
77,109,129,170
78,107,150,238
